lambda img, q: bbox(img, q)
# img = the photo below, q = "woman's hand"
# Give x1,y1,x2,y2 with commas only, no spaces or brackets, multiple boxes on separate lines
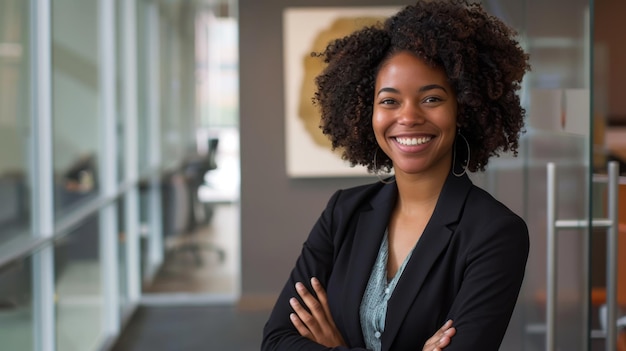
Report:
289,277,347,347
422,320,456,351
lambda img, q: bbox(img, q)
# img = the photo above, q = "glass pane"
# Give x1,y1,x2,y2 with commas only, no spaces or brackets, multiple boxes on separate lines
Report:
0,0,31,247
199,14,239,128
160,15,185,171
117,198,129,315
0,256,35,350
476,0,592,350
116,0,125,184
52,0,101,217
138,181,150,283
592,0,626,348
137,0,150,177
54,214,102,351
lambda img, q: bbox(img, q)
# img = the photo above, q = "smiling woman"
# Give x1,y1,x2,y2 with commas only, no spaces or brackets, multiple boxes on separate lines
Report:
262,1,530,351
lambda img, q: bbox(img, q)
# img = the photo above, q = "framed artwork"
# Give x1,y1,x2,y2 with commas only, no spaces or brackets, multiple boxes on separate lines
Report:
283,6,399,177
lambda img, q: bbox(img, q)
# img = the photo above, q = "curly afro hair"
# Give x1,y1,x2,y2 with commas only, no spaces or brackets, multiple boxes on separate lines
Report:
313,0,530,173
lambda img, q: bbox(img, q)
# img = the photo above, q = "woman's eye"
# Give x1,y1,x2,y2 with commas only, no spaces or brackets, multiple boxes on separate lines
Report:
380,98,396,105
424,96,442,103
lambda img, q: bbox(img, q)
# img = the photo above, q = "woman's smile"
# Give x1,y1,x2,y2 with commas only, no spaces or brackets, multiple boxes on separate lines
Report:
394,136,433,147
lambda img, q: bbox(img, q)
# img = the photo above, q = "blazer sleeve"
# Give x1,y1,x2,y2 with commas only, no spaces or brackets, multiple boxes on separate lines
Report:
261,190,370,351
444,213,529,350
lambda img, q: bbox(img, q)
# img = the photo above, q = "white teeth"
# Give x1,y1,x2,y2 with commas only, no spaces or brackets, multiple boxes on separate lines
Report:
395,136,432,146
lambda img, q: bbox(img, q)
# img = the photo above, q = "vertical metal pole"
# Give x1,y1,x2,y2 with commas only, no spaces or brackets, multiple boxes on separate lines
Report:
146,1,163,280
122,0,141,305
605,161,619,351
30,0,55,350
546,162,557,351
582,169,590,351
98,0,119,337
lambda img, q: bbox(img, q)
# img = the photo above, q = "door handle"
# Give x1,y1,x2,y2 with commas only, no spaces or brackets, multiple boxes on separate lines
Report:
546,161,619,351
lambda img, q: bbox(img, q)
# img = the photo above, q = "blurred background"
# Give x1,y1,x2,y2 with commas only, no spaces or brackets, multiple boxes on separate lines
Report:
0,0,624,350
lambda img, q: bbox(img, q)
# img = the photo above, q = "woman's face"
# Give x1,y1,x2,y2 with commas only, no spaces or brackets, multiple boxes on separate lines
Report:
372,51,457,178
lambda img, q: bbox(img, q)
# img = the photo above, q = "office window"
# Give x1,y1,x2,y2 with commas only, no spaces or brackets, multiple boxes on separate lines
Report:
197,13,239,128
0,0,32,247
54,214,103,350
116,198,129,316
0,255,35,350
52,0,101,217
136,1,151,177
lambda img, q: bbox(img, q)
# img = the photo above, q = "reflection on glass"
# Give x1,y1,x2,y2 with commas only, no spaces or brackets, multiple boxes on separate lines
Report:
138,179,151,283
136,1,150,177
593,0,626,348
159,19,186,171
198,14,239,128
0,0,31,247
0,256,34,350
117,198,129,315
55,214,102,350
52,0,101,217
478,0,591,350
116,0,125,184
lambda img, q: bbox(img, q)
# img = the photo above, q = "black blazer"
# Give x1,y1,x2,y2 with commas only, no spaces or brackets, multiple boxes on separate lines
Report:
262,173,529,351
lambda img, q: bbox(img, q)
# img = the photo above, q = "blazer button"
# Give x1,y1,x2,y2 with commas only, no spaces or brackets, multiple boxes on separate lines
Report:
374,331,381,338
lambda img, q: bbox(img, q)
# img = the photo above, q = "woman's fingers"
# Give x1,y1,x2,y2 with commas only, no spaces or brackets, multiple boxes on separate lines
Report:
423,320,456,351
296,281,327,323
290,312,312,339
289,279,347,347
311,277,336,326
290,295,319,333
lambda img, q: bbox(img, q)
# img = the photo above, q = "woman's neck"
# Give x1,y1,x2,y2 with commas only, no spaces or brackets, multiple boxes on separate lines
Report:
393,166,449,214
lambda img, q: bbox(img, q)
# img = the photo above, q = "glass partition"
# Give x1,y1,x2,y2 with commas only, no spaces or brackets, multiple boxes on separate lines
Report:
591,0,626,349
0,0,221,349
52,0,101,218
54,214,103,350
136,0,150,178
0,255,35,350
476,0,593,350
117,198,130,316
0,0,32,248
116,2,125,185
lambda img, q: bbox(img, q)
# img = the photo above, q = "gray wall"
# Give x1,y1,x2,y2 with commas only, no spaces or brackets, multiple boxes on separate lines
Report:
239,0,411,300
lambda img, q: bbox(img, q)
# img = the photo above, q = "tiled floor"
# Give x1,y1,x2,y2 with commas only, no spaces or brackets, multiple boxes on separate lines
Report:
142,203,240,296
111,305,270,351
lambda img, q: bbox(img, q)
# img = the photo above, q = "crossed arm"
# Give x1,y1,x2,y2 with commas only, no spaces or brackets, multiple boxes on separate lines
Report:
289,277,456,351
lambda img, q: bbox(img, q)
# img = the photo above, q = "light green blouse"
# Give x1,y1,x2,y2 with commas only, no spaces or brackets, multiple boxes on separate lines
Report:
359,230,414,351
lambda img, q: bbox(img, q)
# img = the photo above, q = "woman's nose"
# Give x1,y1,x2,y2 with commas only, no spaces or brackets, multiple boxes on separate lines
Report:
398,104,425,126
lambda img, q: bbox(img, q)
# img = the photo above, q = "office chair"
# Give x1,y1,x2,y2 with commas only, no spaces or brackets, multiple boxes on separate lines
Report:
170,137,225,266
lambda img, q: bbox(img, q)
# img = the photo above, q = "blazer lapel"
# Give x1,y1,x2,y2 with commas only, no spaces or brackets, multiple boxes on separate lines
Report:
342,182,397,346
382,173,472,350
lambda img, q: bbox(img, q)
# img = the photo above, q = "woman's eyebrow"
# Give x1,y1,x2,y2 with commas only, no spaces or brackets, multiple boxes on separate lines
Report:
377,84,448,96
419,84,447,93
376,87,399,96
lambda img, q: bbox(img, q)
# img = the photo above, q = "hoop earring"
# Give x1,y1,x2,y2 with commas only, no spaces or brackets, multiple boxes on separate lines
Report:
452,131,470,177
373,149,395,184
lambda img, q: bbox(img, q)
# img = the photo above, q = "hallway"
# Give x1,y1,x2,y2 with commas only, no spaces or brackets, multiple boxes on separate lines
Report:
112,305,269,351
